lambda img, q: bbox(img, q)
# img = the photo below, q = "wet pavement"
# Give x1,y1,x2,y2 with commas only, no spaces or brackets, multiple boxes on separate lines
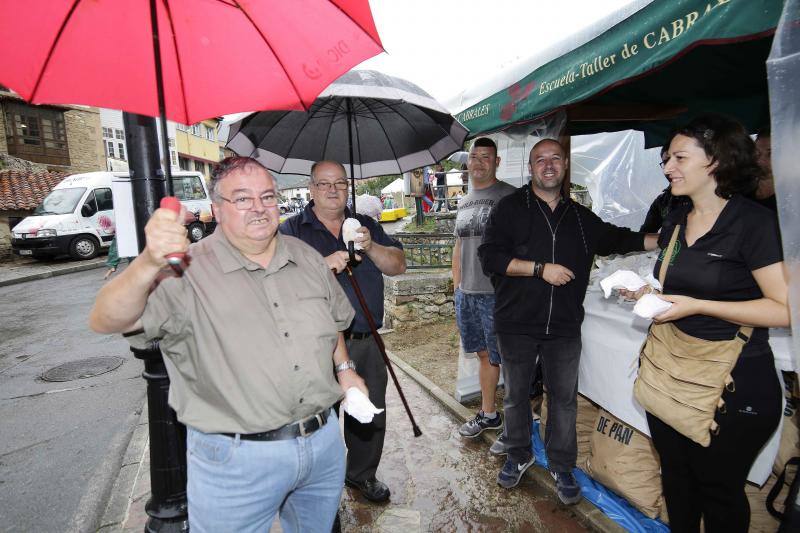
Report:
338,367,590,532
0,254,106,286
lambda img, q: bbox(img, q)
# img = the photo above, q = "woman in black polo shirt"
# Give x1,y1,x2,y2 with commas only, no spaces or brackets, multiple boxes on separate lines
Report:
648,114,789,532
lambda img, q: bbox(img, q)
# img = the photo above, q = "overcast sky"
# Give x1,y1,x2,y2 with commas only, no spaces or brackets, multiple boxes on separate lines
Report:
359,0,642,111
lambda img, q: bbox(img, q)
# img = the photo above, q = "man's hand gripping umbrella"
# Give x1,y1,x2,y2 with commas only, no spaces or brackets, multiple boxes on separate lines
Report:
342,218,423,437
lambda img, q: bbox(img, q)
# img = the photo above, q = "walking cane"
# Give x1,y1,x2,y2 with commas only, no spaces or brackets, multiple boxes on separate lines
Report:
344,243,422,437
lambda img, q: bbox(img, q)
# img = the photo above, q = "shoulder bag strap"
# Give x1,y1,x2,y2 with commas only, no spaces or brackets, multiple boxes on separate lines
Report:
659,224,681,289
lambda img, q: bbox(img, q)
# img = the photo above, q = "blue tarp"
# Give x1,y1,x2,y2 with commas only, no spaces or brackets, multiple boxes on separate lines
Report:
531,419,669,533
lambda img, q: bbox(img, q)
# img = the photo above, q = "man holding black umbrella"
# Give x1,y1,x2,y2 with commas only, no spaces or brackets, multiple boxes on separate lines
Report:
280,160,407,502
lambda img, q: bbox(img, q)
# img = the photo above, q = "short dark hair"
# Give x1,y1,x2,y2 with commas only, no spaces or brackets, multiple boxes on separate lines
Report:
210,157,271,200
471,137,497,155
674,114,762,199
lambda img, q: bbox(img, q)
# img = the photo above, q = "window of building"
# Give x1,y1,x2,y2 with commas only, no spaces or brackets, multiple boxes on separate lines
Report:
170,150,178,166
102,127,113,139
115,128,125,140
219,147,226,161
118,142,126,161
179,156,191,171
168,138,175,147
176,123,187,131
107,141,115,158
4,102,70,166
191,124,201,136
204,125,215,141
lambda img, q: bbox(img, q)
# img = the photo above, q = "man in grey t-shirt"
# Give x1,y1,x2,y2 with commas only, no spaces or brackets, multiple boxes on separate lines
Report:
453,138,515,447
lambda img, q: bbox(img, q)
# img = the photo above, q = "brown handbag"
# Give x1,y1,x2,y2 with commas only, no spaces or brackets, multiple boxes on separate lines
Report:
633,224,752,447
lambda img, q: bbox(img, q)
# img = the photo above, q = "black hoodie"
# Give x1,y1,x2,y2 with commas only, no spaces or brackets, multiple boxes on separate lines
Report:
479,184,646,338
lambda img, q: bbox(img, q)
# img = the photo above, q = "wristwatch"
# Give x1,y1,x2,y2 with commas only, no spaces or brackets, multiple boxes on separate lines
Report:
335,360,357,373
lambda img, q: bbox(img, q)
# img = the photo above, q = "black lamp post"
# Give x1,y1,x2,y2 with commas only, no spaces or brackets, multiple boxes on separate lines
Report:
122,111,189,533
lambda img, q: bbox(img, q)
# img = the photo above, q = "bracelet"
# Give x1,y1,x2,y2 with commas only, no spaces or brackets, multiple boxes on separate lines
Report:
533,262,544,279
335,360,356,374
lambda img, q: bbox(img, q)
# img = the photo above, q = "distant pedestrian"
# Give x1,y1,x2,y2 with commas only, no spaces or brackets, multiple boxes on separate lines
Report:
103,236,120,280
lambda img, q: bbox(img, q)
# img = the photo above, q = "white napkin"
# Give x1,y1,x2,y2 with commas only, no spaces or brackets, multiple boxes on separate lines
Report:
633,293,673,319
600,270,649,298
341,218,364,250
343,387,384,423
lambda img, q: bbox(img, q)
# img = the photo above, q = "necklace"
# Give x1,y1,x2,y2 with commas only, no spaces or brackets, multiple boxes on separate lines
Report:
544,195,561,208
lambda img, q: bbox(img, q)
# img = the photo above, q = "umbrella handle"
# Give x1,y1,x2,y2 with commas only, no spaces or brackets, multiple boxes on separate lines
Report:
348,240,357,264
160,197,185,276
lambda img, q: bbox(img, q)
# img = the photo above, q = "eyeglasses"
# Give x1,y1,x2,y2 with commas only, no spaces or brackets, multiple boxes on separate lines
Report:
313,180,349,191
218,193,278,210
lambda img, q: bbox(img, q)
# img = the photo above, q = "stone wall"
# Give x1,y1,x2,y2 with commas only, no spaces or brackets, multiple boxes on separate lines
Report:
428,211,456,234
0,209,30,259
0,104,7,156
64,108,105,173
383,271,454,330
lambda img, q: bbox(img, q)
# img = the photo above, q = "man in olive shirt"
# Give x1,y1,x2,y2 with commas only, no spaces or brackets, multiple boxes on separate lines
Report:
90,157,366,532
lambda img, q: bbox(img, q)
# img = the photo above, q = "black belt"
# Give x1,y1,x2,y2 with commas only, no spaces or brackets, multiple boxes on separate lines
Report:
347,331,372,340
223,410,328,441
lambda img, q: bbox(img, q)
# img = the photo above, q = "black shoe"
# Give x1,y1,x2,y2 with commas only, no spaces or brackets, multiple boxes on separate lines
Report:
345,477,391,502
331,511,341,533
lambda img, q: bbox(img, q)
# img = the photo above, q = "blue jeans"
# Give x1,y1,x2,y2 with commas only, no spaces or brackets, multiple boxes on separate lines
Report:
186,410,345,533
455,289,501,365
497,333,581,471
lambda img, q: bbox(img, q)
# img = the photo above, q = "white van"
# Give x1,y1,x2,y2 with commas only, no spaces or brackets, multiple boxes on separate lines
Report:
11,171,215,260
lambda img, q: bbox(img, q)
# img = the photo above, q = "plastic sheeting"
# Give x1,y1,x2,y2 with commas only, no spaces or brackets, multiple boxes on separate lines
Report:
767,0,800,371
531,420,669,533
491,124,668,229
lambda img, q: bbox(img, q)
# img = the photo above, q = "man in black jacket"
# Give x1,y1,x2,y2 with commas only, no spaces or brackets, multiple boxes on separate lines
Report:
478,139,658,502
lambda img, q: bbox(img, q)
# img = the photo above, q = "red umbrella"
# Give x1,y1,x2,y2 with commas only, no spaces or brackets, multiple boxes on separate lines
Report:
0,0,383,124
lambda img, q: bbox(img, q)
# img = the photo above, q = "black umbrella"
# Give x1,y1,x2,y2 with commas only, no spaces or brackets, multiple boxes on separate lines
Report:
225,69,468,209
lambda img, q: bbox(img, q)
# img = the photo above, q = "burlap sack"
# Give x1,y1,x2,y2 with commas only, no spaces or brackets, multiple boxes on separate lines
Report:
774,371,800,478
539,392,599,468
745,474,782,532
585,409,664,519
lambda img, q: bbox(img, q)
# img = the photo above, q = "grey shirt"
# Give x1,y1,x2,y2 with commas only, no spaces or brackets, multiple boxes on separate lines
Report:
140,230,355,434
454,180,516,294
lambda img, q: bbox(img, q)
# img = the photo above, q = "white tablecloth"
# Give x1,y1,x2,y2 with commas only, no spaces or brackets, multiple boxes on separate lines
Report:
579,288,795,485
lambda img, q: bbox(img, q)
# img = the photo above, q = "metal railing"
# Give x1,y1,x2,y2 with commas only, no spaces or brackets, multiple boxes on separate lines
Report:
395,233,455,269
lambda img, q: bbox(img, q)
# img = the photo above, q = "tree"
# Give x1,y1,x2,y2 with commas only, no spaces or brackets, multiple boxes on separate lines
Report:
356,174,399,196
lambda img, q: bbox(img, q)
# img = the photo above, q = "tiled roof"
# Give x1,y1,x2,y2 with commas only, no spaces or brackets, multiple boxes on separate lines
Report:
0,169,67,210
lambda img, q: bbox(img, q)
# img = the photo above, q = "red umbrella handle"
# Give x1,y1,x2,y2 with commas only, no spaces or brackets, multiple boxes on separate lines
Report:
159,197,185,276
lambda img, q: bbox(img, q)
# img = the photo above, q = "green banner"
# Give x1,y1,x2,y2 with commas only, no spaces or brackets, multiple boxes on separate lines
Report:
456,0,783,134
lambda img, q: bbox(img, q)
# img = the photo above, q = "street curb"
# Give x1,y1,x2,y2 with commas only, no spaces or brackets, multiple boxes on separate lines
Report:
0,259,106,287
387,351,624,533
97,402,150,533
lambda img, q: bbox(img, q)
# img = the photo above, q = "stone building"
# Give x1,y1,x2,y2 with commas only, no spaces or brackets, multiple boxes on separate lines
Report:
0,86,105,259
0,86,105,174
